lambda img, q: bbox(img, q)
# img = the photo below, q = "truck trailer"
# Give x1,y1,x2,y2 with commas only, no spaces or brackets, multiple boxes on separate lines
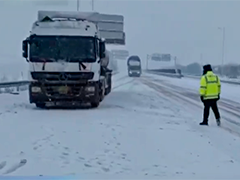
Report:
22,11,126,108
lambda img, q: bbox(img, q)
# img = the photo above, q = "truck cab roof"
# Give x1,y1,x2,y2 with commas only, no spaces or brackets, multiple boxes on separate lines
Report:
31,18,98,37
31,10,126,45
128,55,141,61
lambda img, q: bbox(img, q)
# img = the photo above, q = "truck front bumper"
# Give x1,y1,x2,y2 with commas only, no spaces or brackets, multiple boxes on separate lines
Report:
128,71,141,77
29,81,99,104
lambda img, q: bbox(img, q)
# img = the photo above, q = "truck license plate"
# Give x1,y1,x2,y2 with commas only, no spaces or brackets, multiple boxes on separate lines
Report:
58,86,69,94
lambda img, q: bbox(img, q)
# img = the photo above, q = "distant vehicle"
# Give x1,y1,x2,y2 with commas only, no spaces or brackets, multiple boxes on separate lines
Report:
127,55,141,77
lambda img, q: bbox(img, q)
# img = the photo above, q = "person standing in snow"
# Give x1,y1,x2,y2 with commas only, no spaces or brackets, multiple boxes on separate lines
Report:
199,64,221,126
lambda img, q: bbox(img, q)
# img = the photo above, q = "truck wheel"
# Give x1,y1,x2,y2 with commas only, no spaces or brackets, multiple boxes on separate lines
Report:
105,83,111,95
91,101,100,108
91,86,100,108
35,103,46,109
100,81,105,102
104,76,112,95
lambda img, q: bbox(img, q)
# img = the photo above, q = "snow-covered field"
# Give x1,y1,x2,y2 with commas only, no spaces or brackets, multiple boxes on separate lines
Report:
1,62,240,178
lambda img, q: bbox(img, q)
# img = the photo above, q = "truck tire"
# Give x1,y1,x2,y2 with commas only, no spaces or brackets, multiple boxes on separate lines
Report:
105,82,111,95
35,103,46,109
105,75,112,95
99,81,105,102
91,101,100,108
91,86,100,108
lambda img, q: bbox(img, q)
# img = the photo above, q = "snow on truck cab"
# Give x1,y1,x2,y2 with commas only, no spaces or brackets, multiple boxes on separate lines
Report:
127,55,142,77
22,10,126,108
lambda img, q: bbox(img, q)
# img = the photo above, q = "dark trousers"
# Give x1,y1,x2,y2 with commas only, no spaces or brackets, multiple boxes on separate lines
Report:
203,99,220,122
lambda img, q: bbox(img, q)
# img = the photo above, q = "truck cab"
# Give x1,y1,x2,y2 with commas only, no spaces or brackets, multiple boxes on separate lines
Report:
22,11,126,108
127,55,142,77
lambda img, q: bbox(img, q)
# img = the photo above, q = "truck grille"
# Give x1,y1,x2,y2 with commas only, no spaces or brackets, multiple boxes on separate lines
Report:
43,84,84,97
31,72,94,81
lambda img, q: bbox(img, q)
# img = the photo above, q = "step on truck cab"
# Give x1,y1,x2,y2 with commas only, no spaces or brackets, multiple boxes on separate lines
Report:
127,55,142,77
22,11,126,108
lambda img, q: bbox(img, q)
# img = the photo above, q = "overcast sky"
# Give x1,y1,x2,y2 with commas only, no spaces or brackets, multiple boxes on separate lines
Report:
0,0,239,66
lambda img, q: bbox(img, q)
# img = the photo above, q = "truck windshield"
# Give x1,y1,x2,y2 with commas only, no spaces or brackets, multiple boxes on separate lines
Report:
29,36,96,62
129,61,140,66
151,56,161,61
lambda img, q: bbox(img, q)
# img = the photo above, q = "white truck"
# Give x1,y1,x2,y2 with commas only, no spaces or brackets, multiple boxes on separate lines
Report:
22,11,126,108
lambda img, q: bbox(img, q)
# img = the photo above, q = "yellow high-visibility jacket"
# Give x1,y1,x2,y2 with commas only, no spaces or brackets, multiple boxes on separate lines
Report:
199,71,221,100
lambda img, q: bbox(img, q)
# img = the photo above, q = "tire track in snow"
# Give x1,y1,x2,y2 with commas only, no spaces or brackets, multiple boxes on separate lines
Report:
114,75,129,82
140,79,200,110
0,161,6,170
112,79,136,90
140,77,240,137
153,80,240,122
0,159,27,175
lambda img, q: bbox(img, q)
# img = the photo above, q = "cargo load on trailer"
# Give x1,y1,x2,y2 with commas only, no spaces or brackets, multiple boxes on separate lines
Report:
22,10,126,108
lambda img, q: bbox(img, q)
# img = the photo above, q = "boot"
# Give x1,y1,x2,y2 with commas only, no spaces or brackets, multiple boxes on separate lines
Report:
216,118,221,126
199,121,208,126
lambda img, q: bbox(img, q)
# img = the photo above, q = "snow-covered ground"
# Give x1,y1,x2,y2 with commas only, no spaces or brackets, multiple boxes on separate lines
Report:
1,68,240,178
151,73,240,102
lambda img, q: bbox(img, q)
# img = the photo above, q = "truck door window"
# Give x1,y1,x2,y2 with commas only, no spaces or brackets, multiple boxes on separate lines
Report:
95,39,99,58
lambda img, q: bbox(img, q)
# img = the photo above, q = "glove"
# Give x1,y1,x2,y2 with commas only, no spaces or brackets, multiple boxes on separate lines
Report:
200,96,204,102
217,95,220,101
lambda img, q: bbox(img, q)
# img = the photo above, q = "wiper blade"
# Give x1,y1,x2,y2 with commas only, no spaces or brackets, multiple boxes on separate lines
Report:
79,62,86,70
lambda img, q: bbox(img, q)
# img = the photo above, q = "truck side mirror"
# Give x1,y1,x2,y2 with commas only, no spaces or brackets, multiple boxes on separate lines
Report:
99,41,106,59
22,40,28,59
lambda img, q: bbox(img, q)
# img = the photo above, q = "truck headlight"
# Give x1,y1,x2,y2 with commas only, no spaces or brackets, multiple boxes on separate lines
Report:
85,86,95,92
31,86,41,93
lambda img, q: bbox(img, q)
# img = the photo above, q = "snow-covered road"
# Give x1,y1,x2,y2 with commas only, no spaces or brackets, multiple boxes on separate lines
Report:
1,72,240,178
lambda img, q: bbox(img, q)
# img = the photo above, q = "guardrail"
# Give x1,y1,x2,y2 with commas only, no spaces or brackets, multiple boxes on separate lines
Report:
146,70,240,85
0,80,29,88
0,80,29,94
